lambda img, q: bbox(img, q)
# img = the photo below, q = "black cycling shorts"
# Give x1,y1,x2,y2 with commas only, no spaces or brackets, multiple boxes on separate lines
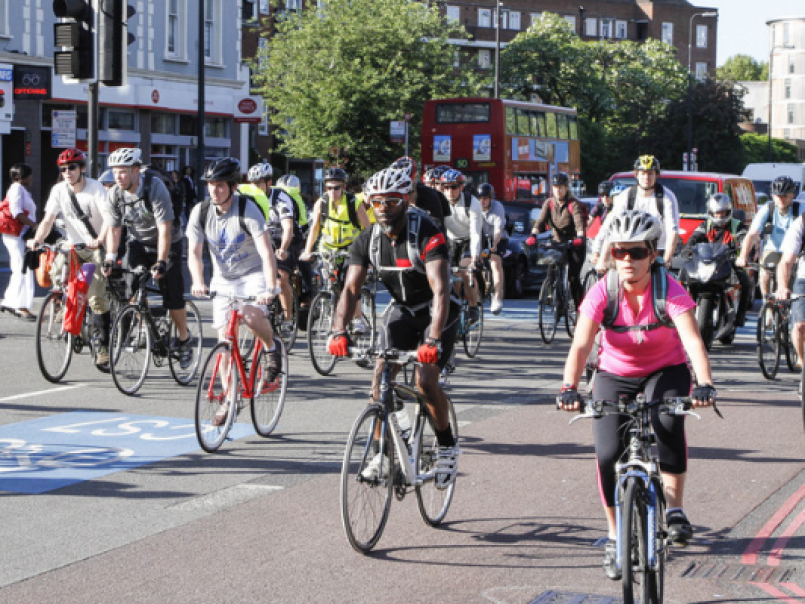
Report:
123,239,186,311
377,302,460,370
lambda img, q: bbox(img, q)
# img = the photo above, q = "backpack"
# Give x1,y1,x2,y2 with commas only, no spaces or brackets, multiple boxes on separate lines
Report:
600,263,674,333
626,184,664,218
369,206,432,276
323,192,361,230
764,199,799,234
198,195,263,239
115,171,181,228
546,197,588,235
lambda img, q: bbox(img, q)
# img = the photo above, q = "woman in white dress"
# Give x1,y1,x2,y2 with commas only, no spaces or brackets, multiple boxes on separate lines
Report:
1,163,38,320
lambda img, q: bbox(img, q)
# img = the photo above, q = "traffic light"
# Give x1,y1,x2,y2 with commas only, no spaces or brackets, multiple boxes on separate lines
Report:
98,0,136,87
53,0,97,83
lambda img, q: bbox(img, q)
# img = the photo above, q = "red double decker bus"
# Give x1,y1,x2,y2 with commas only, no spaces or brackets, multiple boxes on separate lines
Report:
421,97,582,203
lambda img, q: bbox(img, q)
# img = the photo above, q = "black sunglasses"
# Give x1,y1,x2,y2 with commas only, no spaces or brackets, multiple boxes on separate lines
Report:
611,246,651,261
60,164,80,173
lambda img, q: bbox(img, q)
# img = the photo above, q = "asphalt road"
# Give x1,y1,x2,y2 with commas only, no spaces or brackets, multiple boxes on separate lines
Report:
0,281,803,603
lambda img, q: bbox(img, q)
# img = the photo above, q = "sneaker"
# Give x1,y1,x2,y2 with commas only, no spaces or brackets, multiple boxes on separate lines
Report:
360,453,389,482
176,336,195,370
467,306,480,325
280,320,295,338
211,402,230,427
490,294,503,315
603,539,621,581
95,346,109,367
266,340,283,382
666,509,694,547
350,316,369,336
435,445,459,490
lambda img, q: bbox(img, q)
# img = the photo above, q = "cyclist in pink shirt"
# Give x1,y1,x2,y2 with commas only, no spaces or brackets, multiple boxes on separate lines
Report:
557,210,715,580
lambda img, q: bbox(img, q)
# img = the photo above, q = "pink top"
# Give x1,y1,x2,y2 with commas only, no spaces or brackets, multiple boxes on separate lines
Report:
580,273,695,377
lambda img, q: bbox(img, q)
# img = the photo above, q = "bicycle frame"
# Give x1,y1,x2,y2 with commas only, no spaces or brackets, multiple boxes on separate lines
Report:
211,301,267,403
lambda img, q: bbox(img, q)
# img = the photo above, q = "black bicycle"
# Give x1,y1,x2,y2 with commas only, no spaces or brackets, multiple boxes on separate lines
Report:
538,241,577,343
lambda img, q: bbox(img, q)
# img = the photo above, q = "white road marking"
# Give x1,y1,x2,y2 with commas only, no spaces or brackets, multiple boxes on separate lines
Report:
0,384,85,403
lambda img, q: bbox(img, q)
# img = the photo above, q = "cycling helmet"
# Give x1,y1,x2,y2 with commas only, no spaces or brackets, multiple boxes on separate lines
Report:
551,172,570,187
107,147,142,167
634,155,661,173
707,193,732,228
598,181,614,196
440,168,465,185
422,169,435,184
247,162,273,182
203,157,241,184
432,165,450,180
98,169,116,185
57,148,86,166
324,167,348,183
390,156,417,181
476,183,495,199
277,174,300,189
365,168,413,198
771,175,796,196
607,210,662,249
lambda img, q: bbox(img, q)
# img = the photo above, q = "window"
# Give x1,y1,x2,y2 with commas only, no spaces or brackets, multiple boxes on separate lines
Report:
445,5,459,23
0,0,8,37
568,115,578,140
179,115,197,136
242,0,256,22
534,111,546,137
505,106,517,135
615,20,627,39
166,0,186,59
783,23,790,47
436,103,491,124
696,24,707,48
509,11,520,30
478,8,491,28
260,0,269,13
516,109,531,135
530,13,541,27
556,113,569,139
258,37,268,72
600,18,613,39
478,49,491,70
108,110,136,131
564,16,576,30
695,62,707,80
545,112,557,138
493,11,507,30
152,113,176,135
286,0,302,8
661,22,673,45
585,18,596,36
790,56,796,75
785,79,792,99
788,104,795,125
205,117,228,139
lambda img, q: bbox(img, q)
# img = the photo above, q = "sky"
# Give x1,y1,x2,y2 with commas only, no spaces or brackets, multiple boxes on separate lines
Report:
690,0,804,65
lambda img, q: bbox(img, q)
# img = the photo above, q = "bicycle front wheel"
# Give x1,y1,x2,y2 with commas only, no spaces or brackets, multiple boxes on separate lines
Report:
355,286,377,350
36,292,73,383
340,405,393,553
415,396,459,526
757,302,781,380
195,342,238,453
110,305,152,395
782,320,798,373
538,273,558,344
307,292,337,376
463,303,483,358
251,338,288,437
279,293,300,350
621,479,652,604
168,300,204,385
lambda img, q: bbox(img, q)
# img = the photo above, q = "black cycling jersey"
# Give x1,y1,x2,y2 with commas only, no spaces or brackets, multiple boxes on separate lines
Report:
413,183,451,229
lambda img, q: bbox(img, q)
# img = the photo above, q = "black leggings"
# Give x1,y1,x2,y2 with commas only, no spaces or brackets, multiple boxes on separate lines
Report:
592,364,691,507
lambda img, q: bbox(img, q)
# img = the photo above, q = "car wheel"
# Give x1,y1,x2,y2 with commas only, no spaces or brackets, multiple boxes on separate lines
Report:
507,259,527,299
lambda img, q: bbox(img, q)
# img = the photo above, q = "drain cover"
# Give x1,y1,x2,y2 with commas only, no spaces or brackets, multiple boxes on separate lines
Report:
529,591,623,604
681,562,797,583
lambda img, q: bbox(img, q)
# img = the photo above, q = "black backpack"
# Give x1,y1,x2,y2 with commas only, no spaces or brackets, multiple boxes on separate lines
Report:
600,263,674,333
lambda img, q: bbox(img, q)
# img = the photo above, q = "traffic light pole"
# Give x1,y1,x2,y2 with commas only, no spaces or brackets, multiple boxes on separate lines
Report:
195,0,205,200
88,82,99,178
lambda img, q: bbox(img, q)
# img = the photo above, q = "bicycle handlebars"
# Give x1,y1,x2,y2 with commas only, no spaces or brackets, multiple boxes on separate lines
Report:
565,395,724,425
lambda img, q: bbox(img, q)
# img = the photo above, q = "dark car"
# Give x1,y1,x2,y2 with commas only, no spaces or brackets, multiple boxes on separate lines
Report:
500,200,551,297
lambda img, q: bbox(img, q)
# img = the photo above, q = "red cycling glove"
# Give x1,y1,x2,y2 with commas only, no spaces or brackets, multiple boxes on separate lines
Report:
417,340,440,364
526,236,537,247
328,333,350,357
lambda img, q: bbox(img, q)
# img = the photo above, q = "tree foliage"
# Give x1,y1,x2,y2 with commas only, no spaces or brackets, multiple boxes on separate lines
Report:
252,0,482,175
717,54,768,82
740,132,800,165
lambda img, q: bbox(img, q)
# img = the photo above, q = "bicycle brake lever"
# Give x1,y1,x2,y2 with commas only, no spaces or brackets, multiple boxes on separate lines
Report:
712,402,724,419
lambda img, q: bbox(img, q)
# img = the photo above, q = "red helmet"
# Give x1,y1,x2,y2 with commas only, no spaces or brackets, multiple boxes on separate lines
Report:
57,148,87,166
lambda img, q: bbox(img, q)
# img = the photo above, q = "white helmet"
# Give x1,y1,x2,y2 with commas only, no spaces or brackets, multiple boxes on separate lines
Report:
248,162,273,182
607,210,662,248
277,174,300,189
108,147,142,167
707,193,732,228
365,168,413,198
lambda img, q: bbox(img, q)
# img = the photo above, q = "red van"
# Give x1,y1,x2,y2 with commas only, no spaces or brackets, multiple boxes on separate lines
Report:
608,170,757,243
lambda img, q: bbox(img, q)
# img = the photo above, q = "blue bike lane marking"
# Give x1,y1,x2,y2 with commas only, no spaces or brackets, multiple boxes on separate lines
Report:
0,411,254,494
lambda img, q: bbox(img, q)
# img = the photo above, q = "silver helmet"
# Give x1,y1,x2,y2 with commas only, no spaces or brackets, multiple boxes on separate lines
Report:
707,193,732,228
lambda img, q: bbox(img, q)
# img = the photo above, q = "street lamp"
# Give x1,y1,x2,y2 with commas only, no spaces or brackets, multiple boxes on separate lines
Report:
494,0,501,98
686,11,717,171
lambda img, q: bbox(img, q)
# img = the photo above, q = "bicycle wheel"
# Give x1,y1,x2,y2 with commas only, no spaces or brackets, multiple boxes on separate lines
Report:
782,320,798,373
538,273,558,344
307,292,337,376
646,477,666,604
279,291,300,350
251,338,289,437
757,302,781,380
354,286,377,350
463,302,484,358
582,268,599,296
110,305,152,395
621,479,651,604
168,300,204,385
35,292,73,383
195,342,238,453
564,280,577,338
416,396,459,526
340,405,393,553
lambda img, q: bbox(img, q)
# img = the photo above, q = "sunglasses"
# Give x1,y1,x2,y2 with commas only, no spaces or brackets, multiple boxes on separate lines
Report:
442,184,460,190
325,185,343,191
60,164,80,173
370,196,406,208
611,246,651,261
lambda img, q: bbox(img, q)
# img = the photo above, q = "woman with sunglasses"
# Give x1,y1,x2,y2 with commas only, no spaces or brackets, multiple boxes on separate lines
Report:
557,210,716,579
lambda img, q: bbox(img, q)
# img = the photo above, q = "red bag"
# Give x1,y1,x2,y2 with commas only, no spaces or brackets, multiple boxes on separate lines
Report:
36,249,57,288
0,196,25,237
63,250,90,336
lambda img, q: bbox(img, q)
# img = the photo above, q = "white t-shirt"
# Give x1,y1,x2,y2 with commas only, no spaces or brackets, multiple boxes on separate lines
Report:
444,193,483,258
44,178,107,245
780,215,805,280
6,182,37,238
594,185,680,253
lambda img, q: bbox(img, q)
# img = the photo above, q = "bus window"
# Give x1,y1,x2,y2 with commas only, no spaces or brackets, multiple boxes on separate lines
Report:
545,112,558,138
535,112,546,137
435,103,491,124
506,106,517,135
568,115,578,140
529,111,539,137
516,108,532,135
556,114,569,139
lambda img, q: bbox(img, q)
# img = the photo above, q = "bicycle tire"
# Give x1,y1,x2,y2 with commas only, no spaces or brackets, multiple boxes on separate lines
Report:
35,292,73,383
340,404,393,553
168,300,204,385
695,297,715,351
463,303,483,358
757,302,781,380
782,320,798,373
538,273,558,344
110,305,152,396
801,363,805,432
282,291,301,350
251,337,288,437
621,479,651,604
307,292,337,376
415,396,459,526
582,268,599,296
355,286,377,351
646,477,666,604
195,342,238,453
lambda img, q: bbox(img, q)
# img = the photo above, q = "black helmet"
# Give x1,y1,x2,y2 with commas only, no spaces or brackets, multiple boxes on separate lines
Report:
598,181,614,196
771,175,796,196
476,183,495,199
634,155,661,173
551,172,570,187
324,167,348,183
203,157,241,184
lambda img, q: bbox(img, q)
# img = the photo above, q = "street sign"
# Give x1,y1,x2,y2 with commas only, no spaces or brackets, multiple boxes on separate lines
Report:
0,63,13,135
390,120,406,143
52,109,77,148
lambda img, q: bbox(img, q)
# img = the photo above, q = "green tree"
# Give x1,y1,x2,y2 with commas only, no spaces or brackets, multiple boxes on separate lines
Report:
252,0,481,175
717,54,767,82
740,132,799,165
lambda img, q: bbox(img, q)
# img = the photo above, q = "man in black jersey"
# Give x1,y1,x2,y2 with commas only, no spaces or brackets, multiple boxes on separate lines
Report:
390,157,451,231
328,167,460,489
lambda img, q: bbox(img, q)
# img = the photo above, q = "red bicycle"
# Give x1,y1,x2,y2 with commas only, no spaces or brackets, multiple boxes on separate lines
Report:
194,292,289,453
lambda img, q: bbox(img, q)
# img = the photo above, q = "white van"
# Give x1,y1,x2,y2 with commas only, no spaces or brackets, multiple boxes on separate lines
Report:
742,163,805,198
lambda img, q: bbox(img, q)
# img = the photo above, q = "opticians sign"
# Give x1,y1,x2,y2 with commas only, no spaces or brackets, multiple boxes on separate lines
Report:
13,65,50,100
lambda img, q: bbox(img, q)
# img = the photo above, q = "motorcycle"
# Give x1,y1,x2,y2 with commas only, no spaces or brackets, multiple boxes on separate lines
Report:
681,241,743,350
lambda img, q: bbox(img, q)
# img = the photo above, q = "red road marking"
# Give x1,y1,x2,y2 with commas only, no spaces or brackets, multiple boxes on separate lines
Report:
750,582,804,604
782,584,805,598
769,507,805,566
743,484,805,565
